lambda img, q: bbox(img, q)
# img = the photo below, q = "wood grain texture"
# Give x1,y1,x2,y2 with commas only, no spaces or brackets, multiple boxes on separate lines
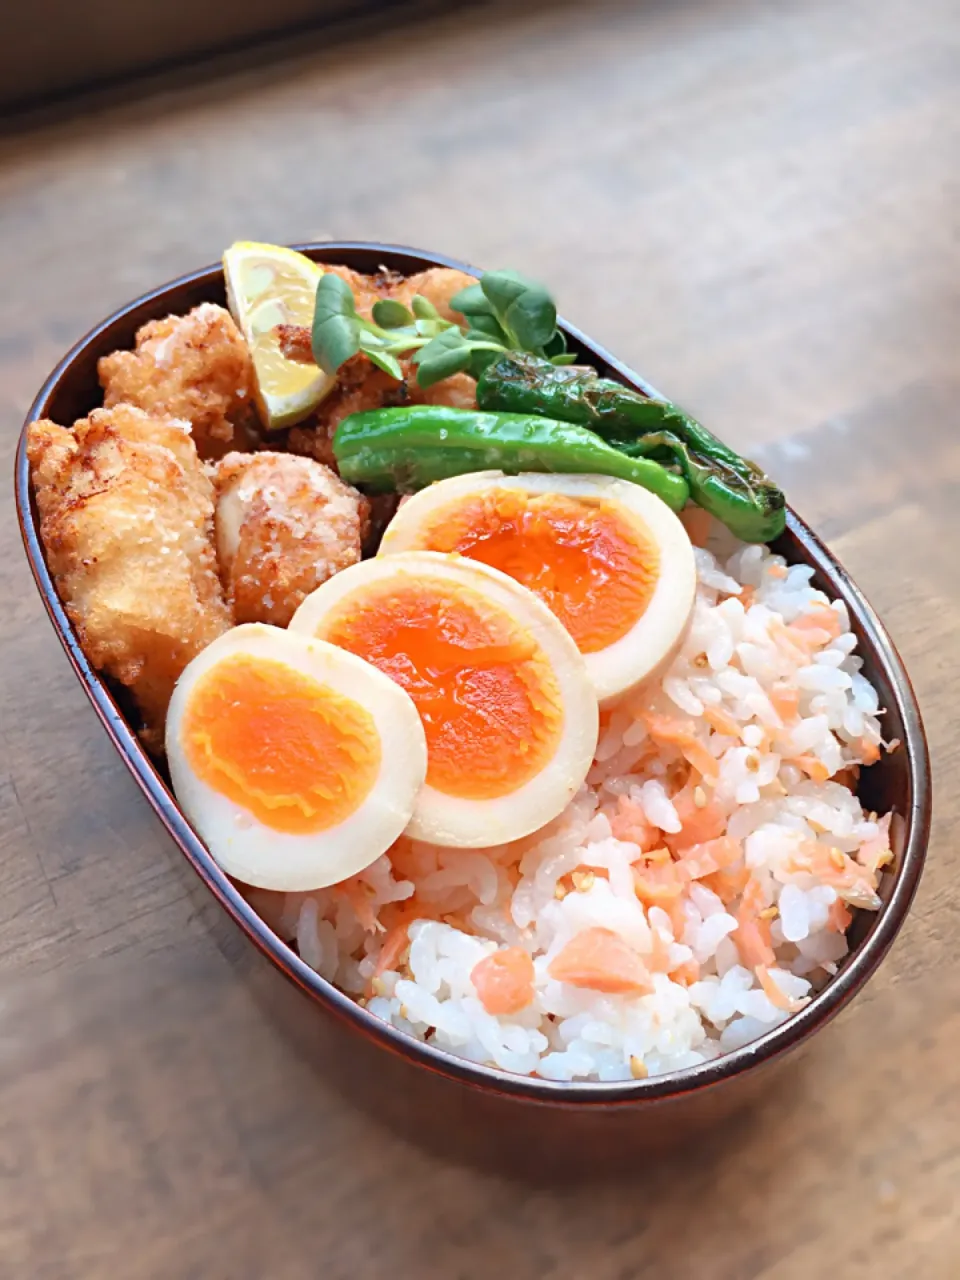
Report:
0,0,957,1274
1,0,382,114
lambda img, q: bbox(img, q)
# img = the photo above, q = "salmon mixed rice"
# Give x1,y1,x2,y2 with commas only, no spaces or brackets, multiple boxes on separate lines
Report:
250,529,894,1082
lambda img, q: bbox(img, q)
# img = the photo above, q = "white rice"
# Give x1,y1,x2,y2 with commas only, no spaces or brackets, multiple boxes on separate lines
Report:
248,531,895,1081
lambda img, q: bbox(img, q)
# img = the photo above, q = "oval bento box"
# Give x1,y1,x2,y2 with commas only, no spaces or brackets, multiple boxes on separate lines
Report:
14,243,931,1175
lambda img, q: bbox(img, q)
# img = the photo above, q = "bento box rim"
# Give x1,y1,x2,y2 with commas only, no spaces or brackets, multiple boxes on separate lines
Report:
14,241,932,1107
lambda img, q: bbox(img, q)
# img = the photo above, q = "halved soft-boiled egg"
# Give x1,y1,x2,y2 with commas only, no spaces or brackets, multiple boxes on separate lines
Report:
289,552,598,848
378,472,697,703
166,624,427,891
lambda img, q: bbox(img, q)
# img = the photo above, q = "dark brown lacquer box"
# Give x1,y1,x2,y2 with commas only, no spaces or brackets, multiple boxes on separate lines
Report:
15,244,931,1178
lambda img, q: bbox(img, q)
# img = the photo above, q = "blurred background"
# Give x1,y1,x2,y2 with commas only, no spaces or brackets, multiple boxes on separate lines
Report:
3,0,954,500
1,1,957,1276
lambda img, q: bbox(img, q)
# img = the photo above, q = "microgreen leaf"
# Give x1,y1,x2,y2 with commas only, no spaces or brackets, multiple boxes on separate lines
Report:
417,347,474,387
312,317,360,375
363,347,405,379
314,272,358,320
382,337,425,356
411,294,441,320
413,328,473,387
311,317,358,373
478,269,562,354
358,328,390,348
543,329,568,358
357,330,405,380
463,313,509,345
414,317,451,338
550,352,578,365
479,270,543,318
503,286,556,351
411,327,469,364
372,299,414,329
449,283,493,317
311,274,361,373
468,347,502,379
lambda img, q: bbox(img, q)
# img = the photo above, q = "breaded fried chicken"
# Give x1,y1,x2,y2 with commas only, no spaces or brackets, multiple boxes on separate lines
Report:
27,405,231,750
411,370,479,410
321,264,387,321
212,452,367,627
98,303,256,460
285,353,412,469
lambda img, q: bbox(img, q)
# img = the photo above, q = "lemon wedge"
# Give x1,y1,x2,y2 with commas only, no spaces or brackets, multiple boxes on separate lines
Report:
223,241,336,431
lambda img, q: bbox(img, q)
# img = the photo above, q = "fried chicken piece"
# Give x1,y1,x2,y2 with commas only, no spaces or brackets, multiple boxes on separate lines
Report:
286,353,411,469
98,303,256,460
314,265,478,323
27,405,231,751
274,323,314,365
284,419,338,470
320,264,389,321
410,370,478,410
213,452,367,627
388,268,477,323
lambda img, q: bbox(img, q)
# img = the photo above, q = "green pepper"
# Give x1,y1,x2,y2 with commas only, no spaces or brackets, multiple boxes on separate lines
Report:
332,406,690,511
476,354,786,542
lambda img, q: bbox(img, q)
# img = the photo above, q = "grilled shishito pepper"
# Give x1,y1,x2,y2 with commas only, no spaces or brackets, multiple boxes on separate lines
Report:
332,406,690,510
476,354,786,542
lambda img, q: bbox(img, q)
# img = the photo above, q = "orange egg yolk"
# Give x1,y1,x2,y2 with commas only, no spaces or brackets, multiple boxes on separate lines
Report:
182,654,380,834
406,491,659,654
318,578,563,801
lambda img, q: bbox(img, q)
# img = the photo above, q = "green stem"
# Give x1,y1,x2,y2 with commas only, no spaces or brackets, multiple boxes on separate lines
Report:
376,335,508,359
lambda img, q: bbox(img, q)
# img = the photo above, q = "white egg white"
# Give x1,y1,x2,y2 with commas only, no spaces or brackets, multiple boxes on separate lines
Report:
289,552,599,849
378,471,697,704
165,623,427,892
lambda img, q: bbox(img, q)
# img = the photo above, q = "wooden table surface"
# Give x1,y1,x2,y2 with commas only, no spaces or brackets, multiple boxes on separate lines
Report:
1,0,957,1274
